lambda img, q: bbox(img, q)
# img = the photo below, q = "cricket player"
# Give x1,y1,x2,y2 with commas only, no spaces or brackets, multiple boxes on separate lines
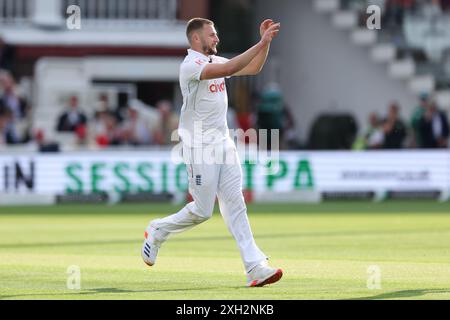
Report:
142,18,282,287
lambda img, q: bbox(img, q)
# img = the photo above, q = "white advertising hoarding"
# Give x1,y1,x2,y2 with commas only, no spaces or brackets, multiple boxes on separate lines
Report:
0,150,449,203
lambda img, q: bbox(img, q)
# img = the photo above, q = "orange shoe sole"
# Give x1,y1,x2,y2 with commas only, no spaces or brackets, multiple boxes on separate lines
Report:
142,231,154,267
250,269,283,287
143,261,154,267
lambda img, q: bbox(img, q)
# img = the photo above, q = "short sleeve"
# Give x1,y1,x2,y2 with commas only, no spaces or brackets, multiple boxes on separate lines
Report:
181,58,208,81
213,56,229,64
212,56,232,79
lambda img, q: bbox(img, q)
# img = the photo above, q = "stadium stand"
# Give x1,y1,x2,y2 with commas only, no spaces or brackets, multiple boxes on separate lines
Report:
313,0,450,149
323,0,450,102
1,0,450,151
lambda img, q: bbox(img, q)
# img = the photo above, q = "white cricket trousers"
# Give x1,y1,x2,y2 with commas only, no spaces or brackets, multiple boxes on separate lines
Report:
152,138,267,272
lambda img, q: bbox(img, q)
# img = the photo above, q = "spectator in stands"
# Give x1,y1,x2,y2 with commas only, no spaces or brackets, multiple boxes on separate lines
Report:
410,93,430,148
0,36,16,74
56,95,87,132
154,100,179,145
96,93,123,123
93,109,122,147
119,105,153,146
0,109,18,145
0,72,29,120
382,102,407,148
418,101,449,148
352,112,383,150
95,93,112,114
366,112,385,149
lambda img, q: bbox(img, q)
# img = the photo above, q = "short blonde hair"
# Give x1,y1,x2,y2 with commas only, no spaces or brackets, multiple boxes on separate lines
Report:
186,18,214,43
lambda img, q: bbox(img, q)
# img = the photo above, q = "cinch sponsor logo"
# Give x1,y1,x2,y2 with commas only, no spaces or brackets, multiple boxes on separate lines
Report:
209,80,225,93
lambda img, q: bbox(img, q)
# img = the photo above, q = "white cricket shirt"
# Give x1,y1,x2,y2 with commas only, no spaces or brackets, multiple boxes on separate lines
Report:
178,49,230,146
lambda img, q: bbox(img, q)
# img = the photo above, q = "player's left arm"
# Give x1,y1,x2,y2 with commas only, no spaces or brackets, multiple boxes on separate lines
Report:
234,19,278,76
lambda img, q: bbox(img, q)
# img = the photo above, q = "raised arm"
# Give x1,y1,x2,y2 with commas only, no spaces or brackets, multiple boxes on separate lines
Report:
234,19,278,76
200,22,280,80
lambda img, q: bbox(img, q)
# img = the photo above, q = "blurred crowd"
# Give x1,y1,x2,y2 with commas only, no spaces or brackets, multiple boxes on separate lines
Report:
54,95,180,149
1,67,450,151
355,94,449,150
54,86,299,150
0,68,180,150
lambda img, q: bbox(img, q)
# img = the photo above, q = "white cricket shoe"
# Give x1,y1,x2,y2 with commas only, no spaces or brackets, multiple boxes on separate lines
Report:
141,221,161,267
246,262,283,287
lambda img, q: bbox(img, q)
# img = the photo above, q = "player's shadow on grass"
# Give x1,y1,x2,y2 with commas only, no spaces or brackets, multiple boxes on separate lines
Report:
350,288,450,300
0,286,245,299
83,287,243,294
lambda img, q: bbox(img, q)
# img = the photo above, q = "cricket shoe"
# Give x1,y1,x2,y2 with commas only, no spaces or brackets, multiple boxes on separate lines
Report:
141,221,161,267
246,262,283,287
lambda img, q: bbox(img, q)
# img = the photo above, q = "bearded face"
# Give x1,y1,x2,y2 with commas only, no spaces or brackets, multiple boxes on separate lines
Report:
199,24,219,56
201,38,217,55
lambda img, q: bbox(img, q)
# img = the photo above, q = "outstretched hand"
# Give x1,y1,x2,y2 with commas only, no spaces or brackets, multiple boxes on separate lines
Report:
260,19,274,37
261,21,280,45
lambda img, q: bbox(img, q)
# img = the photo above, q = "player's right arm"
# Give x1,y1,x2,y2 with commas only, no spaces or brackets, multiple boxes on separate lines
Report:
199,23,280,81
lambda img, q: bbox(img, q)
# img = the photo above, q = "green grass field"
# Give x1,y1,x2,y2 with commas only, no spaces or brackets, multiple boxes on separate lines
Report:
1,201,450,300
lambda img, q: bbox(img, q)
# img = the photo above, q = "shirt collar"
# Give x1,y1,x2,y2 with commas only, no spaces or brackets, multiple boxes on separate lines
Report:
187,48,211,60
